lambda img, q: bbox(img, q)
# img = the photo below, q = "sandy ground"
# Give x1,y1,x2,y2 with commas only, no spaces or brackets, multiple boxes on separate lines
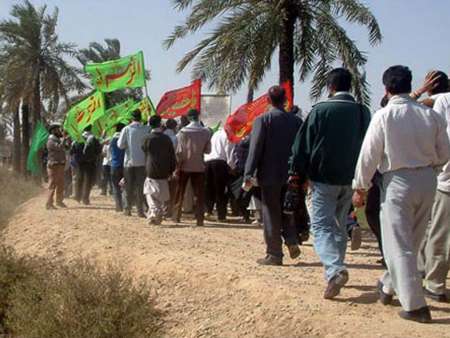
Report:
3,190,450,338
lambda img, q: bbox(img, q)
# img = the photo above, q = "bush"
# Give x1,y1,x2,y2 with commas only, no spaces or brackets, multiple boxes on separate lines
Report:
0,167,40,226
6,258,161,338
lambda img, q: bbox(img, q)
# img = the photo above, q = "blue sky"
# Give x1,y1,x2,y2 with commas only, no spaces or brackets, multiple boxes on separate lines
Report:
1,0,449,112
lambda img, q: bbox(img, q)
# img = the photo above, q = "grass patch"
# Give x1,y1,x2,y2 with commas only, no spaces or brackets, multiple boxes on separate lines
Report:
0,167,40,226
0,248,161,337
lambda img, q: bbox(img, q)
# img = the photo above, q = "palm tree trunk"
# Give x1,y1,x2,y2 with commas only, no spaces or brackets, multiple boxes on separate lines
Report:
32,76,41,130
21,103,30,175
12,106,21,173
278,0,296,99
247,85,254,103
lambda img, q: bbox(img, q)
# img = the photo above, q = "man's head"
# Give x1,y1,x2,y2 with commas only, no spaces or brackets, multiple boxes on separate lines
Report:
187,109,200,122
427,70,449,95
49,124,62,137
383,65,412,96
115,123,126,133
268,85,286,108
149,115,162,129
131,109,142,122
83,125,92,133
327,68,352,95
165,118,177,130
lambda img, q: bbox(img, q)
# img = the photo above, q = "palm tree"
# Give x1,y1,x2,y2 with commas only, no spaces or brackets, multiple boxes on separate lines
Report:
0,0,85,131
165,0,382,104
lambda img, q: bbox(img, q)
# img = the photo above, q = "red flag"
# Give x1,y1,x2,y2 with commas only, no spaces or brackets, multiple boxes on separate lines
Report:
156,79,202,119
224,81,293,143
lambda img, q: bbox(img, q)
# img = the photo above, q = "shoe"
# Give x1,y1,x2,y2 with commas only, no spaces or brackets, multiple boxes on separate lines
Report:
399,306,432,324
123,209,132,217
287,244,301,259
137,212,146,219
56,202,67,208
256,255,282,266
324,270,349,299
196,220,204,227
350,226,362,251
46,204,57,210
300,231,310,243
218,218,227,223
423,288,448,303
377,280,393,305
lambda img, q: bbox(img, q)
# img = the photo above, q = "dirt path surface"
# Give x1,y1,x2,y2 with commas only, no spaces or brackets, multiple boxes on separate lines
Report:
3,190,450,338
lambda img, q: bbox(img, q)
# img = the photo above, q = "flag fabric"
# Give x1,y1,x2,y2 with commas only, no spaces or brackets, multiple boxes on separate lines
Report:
94,98,136,138
130,96,156,122
210,121,222,134
26,121,49,175
224,81,293,143
85,51,146,93
63,91,105,142
156,79,201,119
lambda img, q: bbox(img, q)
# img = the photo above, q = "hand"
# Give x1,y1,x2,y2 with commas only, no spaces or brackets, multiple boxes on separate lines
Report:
414,71,440,97
173,169,181,179
352,190,367,208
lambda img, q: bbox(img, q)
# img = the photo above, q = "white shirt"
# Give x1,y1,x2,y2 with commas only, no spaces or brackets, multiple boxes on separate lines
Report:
434,93,450,192
204,128,235,168
353,94,450,190
164,129,177,149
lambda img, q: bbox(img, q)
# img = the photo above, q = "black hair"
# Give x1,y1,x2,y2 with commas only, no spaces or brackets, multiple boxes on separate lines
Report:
131,109,142,122
84,125,92,132
115,123,126,132
149,115,162,128
187,109,200,121
380,95,389,108
165,118,177,130
429,71,449,95
268,85,286,106
327,68,352,92
382,65,412,95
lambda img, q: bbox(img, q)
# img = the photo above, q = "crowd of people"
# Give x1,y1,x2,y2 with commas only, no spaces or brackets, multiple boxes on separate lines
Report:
44,65,450,324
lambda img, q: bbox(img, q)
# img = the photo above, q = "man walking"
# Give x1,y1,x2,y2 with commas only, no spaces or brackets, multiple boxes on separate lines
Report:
419,77,450,304
142,116,176,225
46,124,68,209
245,85,302,266
75,125,101,205
118,110,150,217
110,123,126,212
173,109,211,227
289,68,370,298
204,128,235,221
353,66,450,323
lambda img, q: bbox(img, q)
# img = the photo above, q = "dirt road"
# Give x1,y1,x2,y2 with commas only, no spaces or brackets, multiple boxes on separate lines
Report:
3,191,450,337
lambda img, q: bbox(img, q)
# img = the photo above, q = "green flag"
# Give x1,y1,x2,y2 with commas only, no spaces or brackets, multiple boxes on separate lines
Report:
63,91,105,142
210,121,222,134
103,98,136,137
85,51,146,92
130,96,156,122
26,121,49,175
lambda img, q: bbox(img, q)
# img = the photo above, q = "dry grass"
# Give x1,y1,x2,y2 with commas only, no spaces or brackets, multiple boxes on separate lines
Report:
0,167,40,227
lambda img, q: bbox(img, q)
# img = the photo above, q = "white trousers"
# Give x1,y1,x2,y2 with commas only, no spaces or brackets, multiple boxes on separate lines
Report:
144,178,170,219
380,167,436,311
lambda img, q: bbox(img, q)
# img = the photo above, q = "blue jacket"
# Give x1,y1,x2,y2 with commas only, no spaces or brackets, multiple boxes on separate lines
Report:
110,133,125,169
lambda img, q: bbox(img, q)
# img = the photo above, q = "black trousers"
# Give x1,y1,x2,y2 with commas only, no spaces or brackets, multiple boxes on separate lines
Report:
75,162,97,204
260,185,299,258
365,183,383,257
205,160,229,220
111,167,124,211
124,166,146,214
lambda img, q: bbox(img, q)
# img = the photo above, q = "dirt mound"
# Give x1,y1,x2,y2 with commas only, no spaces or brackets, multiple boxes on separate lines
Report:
3,191,450,337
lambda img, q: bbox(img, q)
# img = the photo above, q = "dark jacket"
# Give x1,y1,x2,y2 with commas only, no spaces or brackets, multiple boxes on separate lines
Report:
142,129,176,179
245,107,302,186
289,93,371,185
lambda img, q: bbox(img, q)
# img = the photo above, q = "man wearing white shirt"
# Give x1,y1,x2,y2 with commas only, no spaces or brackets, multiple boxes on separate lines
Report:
420,87,450,303
204,128,235,221
353,66,450,323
